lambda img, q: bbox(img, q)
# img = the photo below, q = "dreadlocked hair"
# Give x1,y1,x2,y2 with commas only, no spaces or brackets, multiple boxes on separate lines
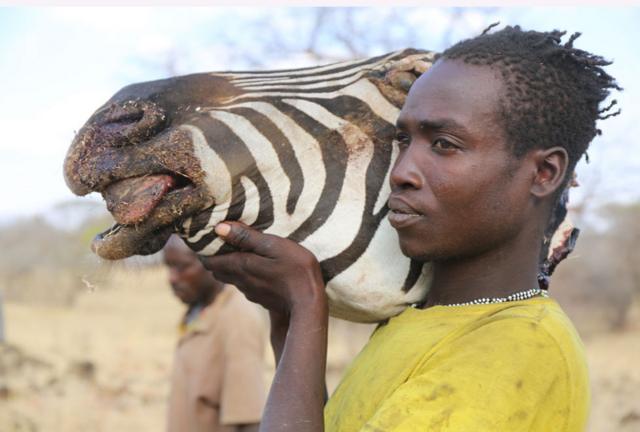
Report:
442,25,621,176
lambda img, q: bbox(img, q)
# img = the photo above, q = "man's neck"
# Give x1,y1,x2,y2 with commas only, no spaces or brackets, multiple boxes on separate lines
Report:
423,234,542,308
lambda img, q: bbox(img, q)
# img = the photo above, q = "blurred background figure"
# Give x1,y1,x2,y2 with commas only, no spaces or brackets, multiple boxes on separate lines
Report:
163,235,267,432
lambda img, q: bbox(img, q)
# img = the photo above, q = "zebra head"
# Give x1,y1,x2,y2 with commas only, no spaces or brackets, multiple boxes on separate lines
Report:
64,49,435,322
63,48,576,322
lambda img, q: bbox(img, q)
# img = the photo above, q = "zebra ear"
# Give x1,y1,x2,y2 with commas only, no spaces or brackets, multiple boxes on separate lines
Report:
367,51,436,108
387,70,418,93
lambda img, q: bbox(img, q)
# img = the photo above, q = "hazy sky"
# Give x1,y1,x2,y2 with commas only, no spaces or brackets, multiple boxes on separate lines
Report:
1,7,638,223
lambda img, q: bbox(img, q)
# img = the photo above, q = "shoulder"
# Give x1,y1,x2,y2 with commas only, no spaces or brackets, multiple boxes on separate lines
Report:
380,300,588,431
475,298,586,358
395,298,590,407
437,298,586,364
420,299,590,416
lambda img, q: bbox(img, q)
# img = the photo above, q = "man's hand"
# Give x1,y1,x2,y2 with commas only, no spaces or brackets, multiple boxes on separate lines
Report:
200,222,326,317
201,222,328,432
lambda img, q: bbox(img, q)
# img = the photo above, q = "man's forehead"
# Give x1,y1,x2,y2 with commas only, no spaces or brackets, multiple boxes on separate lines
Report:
399,59,504,126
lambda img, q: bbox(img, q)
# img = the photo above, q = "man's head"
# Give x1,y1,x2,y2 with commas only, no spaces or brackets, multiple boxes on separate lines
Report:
163,235,223,305
389,25,619,263
441,25,620,177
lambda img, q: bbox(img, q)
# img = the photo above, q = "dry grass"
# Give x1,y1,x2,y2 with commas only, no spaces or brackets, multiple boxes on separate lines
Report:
0,267,638,431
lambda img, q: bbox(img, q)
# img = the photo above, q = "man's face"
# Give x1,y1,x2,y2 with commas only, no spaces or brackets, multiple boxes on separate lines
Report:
389,59,533,262
163,241,214,305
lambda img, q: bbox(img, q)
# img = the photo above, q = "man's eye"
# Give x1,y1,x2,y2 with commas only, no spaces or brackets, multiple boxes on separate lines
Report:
432,138,458,151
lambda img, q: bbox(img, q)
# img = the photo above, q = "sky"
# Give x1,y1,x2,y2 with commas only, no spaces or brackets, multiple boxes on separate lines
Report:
1,6,639,224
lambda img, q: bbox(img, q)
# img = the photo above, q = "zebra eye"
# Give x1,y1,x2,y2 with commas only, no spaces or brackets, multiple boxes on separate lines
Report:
394,132,410,148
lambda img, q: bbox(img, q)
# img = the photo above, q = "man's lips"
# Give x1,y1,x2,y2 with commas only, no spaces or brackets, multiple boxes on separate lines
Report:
387,196,424,228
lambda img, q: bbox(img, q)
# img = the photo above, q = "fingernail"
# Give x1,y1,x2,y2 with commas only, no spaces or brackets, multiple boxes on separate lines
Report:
215,223,231,237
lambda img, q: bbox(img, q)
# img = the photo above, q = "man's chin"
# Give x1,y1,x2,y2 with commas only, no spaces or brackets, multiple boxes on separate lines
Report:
398,240,436,262
173,290,194,305
399,237,459,263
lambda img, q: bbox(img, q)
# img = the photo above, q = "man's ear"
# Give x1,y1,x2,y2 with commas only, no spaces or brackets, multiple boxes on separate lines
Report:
530,146,569,198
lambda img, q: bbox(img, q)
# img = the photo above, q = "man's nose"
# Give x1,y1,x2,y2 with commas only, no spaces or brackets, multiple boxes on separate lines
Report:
390,145,423,191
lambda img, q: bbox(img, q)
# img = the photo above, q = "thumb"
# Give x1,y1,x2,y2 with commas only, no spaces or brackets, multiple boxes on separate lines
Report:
215,222,275,257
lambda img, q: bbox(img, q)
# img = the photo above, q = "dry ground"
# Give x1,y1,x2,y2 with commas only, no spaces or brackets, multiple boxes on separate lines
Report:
0,267,638,431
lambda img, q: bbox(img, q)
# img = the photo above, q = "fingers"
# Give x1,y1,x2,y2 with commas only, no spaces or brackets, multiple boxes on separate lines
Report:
201,251,260,282
200,252,285,312
214,222,276,257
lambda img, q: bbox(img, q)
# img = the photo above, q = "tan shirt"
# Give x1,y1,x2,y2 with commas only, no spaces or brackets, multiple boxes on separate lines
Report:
167,286,268,432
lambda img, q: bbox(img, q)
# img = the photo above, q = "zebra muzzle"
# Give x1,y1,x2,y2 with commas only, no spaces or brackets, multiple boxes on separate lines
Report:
65,102,212,260
92,179,207,260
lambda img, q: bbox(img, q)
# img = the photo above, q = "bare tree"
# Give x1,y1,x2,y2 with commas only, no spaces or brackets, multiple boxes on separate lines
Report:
146,7,502,76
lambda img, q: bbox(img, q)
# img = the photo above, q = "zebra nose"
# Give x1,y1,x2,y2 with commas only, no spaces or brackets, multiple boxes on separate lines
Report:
64,99,169,196
93,99,168,147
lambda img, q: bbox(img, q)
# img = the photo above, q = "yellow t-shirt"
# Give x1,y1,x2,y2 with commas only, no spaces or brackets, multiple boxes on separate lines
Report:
325,297,589,432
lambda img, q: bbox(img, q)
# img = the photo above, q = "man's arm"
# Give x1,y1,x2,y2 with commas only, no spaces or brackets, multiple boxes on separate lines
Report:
270,310,330,403
270,310,330,404
201,222,328,432
261,296,328,432
268,310,288,366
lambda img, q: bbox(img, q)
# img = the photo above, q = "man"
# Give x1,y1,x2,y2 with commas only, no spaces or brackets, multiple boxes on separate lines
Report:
201,26,620,431
163,235,268,432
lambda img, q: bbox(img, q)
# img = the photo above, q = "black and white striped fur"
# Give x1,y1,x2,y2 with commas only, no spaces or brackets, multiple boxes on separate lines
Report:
177,50,435,321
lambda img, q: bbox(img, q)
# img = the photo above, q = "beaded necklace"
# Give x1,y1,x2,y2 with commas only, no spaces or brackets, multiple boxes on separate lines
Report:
411,287,547,308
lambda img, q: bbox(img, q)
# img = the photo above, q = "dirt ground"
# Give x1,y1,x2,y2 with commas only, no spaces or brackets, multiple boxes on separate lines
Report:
0,267,638,431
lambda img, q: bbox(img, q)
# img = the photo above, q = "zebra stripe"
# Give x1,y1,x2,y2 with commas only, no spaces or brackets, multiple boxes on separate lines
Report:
207,110,293,231
235,66,369,88
225,105,305,214
184,116,275,252
180,124,229,247
219,51,395,80
239,176,260,227
267,98,349,244
224,101,325,217
296,94,396,217
283,98,375,262
234,71,368,92
219,79,400,125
